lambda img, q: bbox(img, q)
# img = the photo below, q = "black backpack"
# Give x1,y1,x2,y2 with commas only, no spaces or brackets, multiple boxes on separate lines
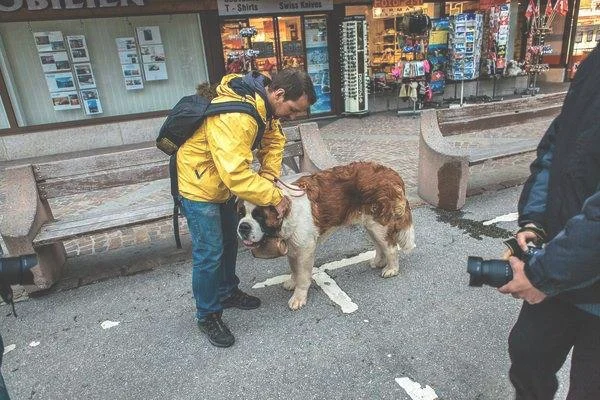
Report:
157,94,266,248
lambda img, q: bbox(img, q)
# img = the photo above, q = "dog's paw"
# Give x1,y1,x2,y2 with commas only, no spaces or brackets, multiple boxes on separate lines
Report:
282,278,296,291
381,266,399,278
288,293,307,310
369,256,387,269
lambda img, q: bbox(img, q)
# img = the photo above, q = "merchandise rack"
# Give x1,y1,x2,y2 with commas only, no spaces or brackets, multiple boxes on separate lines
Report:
340,16,369,115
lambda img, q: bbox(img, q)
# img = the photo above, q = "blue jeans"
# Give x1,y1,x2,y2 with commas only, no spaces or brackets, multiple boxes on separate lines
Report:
180,197,240,321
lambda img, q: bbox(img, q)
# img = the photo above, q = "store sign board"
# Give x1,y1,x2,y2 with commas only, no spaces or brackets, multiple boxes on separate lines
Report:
372,4,427,18
478,0,509,10
373,0,423,7
217,0,333,16
0,0,145,12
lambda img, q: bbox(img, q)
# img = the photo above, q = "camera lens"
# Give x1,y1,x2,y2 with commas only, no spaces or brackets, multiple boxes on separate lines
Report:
0,255,37,285
467,256,513,288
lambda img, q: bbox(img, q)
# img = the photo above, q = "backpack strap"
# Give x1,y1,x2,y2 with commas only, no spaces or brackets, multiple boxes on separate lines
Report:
169,154,183,249
204,101,267,150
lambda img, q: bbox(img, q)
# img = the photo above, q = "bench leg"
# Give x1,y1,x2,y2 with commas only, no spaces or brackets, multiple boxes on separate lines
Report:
33,243,67,289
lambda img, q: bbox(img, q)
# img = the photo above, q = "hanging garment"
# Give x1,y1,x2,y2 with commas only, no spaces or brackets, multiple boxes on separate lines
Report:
409,82,419,102
399,83,409,99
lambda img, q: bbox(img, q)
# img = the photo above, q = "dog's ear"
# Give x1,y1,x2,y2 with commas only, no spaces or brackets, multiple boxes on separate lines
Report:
235,197,245,217
277,196,291,220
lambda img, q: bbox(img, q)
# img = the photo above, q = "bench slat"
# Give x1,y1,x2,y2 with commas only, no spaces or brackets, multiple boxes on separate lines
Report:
33,203,173,246
34,146,168,181
39,161,170,199
468,138,539,165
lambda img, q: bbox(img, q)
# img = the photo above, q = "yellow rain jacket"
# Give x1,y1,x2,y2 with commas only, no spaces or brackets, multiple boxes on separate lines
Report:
176,73,284,206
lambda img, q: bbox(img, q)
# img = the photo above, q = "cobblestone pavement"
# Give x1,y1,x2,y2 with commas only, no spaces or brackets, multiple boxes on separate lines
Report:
1,109,556,260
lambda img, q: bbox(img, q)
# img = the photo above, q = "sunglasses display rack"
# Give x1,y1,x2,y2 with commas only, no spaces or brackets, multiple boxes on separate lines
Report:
340,16,369,115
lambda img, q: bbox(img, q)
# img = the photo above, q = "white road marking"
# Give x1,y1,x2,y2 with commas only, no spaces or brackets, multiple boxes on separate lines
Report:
317,250,376,272
3,344,15,355
252,274,291,288
252,250,375,313
395,377,438,400
483,212,518,225
29,341,40,347
312,270,358,314
100,320,120,330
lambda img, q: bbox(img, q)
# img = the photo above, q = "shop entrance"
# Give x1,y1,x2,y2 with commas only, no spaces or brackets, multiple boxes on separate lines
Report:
220,14,332,114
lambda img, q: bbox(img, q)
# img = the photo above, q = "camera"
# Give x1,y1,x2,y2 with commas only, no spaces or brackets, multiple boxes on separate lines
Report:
467,238,541,288
0,254,37,316
0,254,37,286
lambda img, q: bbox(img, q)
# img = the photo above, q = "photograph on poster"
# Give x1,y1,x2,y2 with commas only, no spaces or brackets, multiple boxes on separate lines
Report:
143,62,168,81
116,37,137,51
125,77,144,90
50,90,80,111
74,63,93,76
136,26,162,45
80,89,98,101
45,72,76,92
84,97,103,115
70,47,89,63
77,74,96,89
119,51,139,64
39,51,70,73
34,31,65,52
140,45,166,63
122,64,141,77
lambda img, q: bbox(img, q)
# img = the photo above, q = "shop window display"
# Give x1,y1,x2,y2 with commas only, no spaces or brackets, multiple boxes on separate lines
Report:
304,16,332,114
0,14,208,127
219,15,331,116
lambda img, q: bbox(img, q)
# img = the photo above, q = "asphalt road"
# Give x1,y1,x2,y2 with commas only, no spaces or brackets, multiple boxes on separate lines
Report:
1,186,570,400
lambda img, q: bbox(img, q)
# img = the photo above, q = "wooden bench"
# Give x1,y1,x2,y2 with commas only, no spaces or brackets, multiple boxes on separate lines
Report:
417,92,566,210
0,122,337,289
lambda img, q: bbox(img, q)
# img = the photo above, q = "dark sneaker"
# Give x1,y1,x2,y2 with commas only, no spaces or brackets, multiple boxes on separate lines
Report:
221,288,261,310
197,313,235,348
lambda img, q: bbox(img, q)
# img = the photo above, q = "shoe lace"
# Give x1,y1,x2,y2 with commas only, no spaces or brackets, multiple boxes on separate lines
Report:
207,314,229,335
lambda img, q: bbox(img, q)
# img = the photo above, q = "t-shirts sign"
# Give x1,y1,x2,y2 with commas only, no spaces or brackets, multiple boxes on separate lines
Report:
217,0,333,16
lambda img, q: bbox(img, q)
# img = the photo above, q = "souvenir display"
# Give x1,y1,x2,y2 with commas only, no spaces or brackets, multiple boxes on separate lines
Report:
483,3,511,76
427,18,449,93
447,12,484,81
340,16,369,115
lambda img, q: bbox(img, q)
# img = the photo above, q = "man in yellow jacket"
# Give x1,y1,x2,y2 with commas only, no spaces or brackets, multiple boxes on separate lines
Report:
177,69,316,347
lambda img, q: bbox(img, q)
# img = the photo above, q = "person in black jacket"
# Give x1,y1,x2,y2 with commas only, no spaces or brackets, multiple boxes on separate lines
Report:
497,42,600,400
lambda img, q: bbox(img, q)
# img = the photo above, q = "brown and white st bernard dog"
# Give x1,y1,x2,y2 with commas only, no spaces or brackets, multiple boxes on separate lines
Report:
237,161,415,310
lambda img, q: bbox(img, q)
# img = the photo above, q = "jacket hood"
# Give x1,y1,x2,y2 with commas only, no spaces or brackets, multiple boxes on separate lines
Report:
215,72,273,121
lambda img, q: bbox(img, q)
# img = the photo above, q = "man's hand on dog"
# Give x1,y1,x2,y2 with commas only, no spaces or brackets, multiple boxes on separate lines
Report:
275,196,291,221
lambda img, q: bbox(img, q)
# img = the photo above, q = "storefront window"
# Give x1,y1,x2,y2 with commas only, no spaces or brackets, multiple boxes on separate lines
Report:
305,15,332,114
0,14,209,127
568,0,600,79
250,17,278,75
220,14,332,116
278,16,305,70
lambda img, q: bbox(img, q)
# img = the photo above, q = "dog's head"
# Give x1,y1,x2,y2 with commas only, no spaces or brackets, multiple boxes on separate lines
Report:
236,200,285,248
